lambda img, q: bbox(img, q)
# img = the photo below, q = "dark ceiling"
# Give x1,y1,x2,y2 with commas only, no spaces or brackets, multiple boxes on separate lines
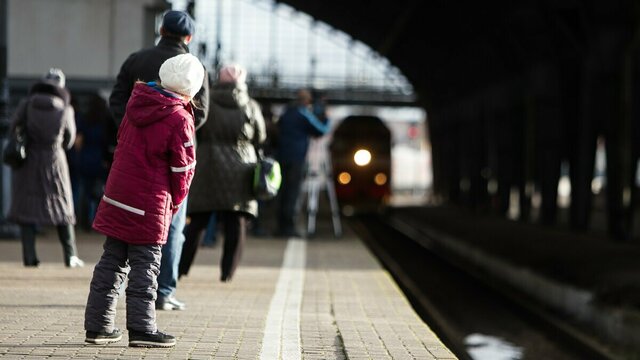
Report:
275,1,640,242
275,0,635,110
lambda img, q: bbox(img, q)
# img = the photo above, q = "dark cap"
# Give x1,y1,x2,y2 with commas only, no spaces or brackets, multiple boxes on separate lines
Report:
162,10,195,36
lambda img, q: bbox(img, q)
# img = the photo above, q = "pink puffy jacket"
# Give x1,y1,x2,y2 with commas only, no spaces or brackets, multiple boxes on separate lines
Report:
93,82,196,245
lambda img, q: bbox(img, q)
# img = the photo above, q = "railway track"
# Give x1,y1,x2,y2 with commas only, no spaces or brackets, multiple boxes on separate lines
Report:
349,212,622,360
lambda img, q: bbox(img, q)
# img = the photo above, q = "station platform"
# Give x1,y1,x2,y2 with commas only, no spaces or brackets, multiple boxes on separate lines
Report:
0,227,456,359
389,205,640,356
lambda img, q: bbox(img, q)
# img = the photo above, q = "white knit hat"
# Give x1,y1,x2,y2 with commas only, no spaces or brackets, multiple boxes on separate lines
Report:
159,54,205,98
43,68,65,88
218,64,247,84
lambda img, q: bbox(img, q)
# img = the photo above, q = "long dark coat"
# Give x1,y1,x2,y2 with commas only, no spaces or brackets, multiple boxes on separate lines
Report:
7,82,76,225
187,82,266,217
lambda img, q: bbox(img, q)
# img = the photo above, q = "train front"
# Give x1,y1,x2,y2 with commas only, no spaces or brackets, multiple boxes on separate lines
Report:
329,116,392,214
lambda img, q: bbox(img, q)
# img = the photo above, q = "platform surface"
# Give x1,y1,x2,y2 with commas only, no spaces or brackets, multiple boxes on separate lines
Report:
0,228,455,359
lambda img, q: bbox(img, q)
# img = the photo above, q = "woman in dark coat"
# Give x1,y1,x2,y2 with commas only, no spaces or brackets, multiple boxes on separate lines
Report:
7,69,84,268
179,64,265,281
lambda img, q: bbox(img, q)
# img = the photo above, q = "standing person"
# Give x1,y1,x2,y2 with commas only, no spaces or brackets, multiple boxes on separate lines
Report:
200,213,218,247
251,101,278,237
75,94,110,229
178,64,265,282
7,68,84,268
109,10,209,311
84,54,203,347
275,89,329,237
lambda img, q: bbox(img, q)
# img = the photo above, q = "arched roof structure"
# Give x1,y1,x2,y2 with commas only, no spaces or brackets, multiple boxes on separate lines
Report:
277,0,640,240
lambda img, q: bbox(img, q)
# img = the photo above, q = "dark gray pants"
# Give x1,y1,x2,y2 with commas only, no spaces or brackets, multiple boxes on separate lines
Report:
277,162,305,235
84,237,162,334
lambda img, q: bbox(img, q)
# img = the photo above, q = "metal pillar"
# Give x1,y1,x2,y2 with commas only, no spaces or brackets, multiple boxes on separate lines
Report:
532,66,563,226
0,0,7,131
0,0,18,238
213,0,223,71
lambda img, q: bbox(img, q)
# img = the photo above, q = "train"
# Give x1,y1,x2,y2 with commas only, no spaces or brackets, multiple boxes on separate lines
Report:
329,115,392,214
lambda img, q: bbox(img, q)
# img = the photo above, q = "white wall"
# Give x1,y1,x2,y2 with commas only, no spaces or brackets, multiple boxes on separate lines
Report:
8,0,164,79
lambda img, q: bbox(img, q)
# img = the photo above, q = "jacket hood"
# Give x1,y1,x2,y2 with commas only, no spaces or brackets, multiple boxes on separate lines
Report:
30,93,66,111
211,82,250,109
125,82,188,127
29,81,70,105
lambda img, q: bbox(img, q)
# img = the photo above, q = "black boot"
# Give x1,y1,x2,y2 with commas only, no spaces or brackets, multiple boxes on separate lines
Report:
220,213,246,282
57,224,84,267
20,224,39,267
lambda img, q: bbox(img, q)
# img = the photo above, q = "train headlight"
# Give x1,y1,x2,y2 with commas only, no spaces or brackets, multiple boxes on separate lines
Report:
337,172,351,185
374,173,387,185
353,149,372,166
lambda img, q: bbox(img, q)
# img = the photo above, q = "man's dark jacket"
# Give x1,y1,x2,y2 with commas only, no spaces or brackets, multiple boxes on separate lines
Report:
109,37,209,130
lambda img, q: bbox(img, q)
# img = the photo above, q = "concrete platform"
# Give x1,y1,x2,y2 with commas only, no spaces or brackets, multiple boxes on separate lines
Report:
0,228,456,359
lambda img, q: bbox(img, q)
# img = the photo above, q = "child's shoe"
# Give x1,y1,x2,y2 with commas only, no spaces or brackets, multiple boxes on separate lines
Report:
128,330,176,348
85,328,122,344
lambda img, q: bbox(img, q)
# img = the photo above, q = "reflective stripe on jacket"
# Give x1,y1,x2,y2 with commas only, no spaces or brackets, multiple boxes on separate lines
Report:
93,83,196,245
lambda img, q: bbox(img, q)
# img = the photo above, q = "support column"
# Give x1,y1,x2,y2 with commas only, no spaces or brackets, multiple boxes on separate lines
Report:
448,116,461,204
0,0,10,221
520,93,536,222
569,52,598,232
605,28,637,241
533,66,563,226
629,39,640,240
466,101,488,211
495,102,521,216
428,109,447,202
0,0,17,237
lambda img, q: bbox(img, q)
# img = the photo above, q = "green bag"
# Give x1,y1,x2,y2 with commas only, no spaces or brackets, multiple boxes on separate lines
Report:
253,156,282,200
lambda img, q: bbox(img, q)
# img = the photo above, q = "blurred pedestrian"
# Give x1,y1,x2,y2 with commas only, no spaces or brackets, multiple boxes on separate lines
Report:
275,89,329,237
7,68,84,268
251,101,278,237
181,212,217,250
201,213,218,247
84,54,203,348
179,64,265,282
312,89,330,123
109,9,209,311
67,96,82,218
75,93,110,229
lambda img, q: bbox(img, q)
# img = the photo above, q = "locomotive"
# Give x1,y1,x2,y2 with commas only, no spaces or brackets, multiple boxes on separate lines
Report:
329,115,392,214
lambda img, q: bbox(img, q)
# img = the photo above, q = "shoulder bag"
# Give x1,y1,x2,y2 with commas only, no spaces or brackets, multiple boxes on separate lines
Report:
3,106,28,169
253,149,282,201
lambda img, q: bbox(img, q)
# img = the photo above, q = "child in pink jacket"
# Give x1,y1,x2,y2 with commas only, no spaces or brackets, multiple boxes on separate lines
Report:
84,54,204,348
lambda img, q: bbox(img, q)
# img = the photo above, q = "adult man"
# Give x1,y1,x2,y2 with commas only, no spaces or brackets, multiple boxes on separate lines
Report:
109,10,209,311
275,89,328,237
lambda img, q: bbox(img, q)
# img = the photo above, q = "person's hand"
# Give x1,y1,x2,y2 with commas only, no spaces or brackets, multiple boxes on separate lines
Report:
74,134,84,151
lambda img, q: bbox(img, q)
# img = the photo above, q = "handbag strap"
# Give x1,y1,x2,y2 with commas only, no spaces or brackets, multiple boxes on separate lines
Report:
11,99,28,135
254,147,264,161
242,101,264,162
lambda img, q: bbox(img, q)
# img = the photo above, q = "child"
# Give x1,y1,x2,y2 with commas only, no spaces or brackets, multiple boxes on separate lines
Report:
84,53,204,347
